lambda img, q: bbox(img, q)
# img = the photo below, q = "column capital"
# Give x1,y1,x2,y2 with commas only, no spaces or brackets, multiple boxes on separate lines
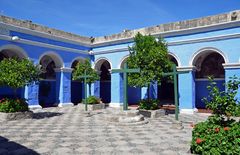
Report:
54,67,73,73
177,66,196,72
222,63,240,69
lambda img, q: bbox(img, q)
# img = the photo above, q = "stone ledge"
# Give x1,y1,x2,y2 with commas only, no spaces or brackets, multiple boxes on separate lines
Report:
0,111,33,122
139,109,166,118
78,103,105,111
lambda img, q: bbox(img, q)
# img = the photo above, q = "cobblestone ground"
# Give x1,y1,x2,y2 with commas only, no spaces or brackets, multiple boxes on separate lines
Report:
0,106,209,155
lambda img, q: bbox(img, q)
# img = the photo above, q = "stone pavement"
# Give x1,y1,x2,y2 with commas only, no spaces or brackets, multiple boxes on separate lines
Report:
0,106,209,155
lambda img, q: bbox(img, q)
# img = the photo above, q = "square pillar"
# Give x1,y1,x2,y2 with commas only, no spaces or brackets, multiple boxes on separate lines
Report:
223,63,240,101
24,83,41,109
177,66,196,114
141,87,148,99
110,73,122,107
55,68,74,107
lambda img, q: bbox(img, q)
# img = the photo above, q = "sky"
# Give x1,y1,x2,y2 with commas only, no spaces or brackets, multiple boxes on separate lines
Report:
0,0,240,37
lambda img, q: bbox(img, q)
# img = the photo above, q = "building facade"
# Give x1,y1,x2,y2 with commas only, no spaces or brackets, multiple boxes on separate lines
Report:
0,10,240,113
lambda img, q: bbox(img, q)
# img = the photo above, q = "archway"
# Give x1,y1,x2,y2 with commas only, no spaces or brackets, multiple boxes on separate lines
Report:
71,59,85,104
120,57,141,105
95,59,111,103
38,53,63,107
158,55,178,105
0,48,27,99
193,51,225,109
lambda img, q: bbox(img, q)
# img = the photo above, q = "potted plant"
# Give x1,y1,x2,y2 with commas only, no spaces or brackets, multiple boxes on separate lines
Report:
82,95,105,110
0,58,40,121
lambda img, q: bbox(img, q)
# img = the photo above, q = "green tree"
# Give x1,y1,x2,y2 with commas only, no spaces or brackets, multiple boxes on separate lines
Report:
72,59,99,95
128,33,172,99
0,58,41,97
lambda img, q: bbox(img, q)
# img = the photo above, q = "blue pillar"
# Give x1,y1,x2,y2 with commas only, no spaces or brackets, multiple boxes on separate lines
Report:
24,83,41,109
223,63,240,101
94,81,100,98
141,87,148,99
110,73,122,107
55,68,74,107
178,67,196,113
150,81,158,99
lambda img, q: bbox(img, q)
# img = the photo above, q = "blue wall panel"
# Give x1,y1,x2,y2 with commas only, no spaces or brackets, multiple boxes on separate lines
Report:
195,80,225,109
38,80,56,107
71,81,82,104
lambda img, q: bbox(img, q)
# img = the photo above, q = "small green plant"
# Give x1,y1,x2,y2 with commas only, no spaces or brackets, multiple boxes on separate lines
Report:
203,76,240,120
139,99,159,110
191,76,240,154
0,98,29,113
83,96,101,104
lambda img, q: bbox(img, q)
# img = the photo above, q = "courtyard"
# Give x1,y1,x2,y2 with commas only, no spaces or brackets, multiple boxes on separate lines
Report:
0,106,209,155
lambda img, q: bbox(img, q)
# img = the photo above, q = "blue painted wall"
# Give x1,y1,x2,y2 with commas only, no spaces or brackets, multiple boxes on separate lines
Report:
38,80,56,107
71,81,82,104
195,79,225,109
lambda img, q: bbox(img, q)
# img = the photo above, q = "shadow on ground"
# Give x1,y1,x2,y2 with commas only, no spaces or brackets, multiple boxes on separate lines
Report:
0,136,39,155
32,112,63,119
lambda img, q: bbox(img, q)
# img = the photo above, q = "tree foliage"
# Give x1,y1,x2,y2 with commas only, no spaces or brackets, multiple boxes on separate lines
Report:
72,59,99,84
127,33,172,87
0,58,41,89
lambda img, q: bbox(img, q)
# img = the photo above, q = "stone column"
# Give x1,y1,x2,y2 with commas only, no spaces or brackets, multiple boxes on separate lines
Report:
110,73,122,107
24,83,41,109
223,63,240,100
177,66,196,114
54,67,74,107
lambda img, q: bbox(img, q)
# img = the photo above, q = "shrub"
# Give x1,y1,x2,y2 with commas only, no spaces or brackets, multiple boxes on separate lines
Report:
0,98,29,113
203,76,240,119
191,119,240,154
139,99,159,110
83,96,101,104
191,76,240,154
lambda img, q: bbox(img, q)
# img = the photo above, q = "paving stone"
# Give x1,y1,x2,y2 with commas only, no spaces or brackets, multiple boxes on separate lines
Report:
0,106,209,154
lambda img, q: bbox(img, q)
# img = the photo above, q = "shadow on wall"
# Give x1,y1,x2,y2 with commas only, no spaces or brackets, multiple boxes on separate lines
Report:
0,136,39,154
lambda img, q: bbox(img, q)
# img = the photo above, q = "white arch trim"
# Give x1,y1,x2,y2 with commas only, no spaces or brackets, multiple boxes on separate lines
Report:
94,57,112,71
190,47,229,66
70,57,86,68
118,54,130,69
0,44,28,58
39,51,64,68
168,52,181,66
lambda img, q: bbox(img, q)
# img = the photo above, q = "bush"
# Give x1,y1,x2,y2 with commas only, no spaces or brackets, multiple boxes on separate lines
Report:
191,118,240,154
0,98,29,113
203,76,240,118
83,96,101,104
191,76,240,154
139,99,159,110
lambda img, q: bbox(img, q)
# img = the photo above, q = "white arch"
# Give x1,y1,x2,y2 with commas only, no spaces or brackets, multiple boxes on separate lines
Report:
94,57,112,71
70,57,86,68
118,55,130,69
39,51,64,68
190,47,228,66
0,44,28,58
168,52,181,66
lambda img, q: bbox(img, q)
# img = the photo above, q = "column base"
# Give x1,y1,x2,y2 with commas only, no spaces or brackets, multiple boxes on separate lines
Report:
58,103,74,107
29,105,42,110
180,108,198,114
109,103,123,108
